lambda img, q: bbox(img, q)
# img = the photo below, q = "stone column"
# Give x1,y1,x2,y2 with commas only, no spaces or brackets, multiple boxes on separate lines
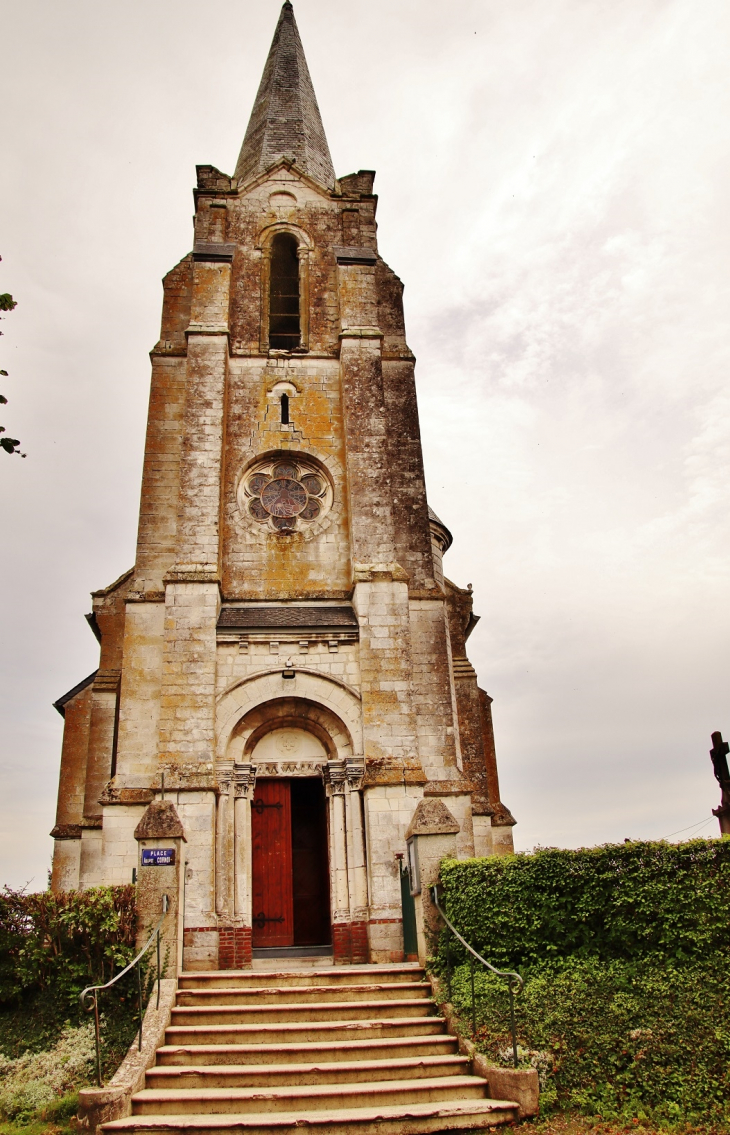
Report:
345,760,368,962
404,798,460,964
214,775,231,918
325,759,351,963
134,800,187,976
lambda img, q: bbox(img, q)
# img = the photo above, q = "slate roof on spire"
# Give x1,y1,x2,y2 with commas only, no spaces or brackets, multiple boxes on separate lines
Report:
235,2,335,190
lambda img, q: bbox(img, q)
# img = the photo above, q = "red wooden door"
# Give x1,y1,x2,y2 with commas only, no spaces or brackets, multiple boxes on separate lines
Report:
251,779,293,947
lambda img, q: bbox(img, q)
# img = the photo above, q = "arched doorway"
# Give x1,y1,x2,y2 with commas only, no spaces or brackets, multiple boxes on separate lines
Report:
250,728,331,949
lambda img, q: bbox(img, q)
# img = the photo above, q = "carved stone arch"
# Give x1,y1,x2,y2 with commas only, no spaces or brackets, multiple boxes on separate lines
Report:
223,698,355,776
256,222,313,353
216,670,363,764
256,221,315,254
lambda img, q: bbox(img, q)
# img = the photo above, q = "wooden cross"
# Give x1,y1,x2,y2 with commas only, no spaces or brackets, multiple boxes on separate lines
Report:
710,731,730,835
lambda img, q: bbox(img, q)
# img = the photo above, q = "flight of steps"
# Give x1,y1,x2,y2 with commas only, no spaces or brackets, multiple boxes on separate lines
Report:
102,963,518,1135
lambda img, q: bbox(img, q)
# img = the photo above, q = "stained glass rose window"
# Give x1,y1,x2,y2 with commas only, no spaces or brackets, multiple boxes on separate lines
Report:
241,457,330,533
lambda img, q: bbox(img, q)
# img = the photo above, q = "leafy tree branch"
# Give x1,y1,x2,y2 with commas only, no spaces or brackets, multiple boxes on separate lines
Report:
1,256,25,457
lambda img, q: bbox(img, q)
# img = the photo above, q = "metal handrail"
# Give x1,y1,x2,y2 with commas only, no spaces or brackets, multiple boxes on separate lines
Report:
431,884,522,1067
80,895,168,1086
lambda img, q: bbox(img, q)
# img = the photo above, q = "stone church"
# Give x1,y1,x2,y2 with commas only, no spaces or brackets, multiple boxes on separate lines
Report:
50,2,515,970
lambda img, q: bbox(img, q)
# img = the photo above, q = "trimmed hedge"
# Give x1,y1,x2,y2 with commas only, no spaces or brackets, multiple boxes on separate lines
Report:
438,839,730,968
446,956,730,1121
435,840,730,1122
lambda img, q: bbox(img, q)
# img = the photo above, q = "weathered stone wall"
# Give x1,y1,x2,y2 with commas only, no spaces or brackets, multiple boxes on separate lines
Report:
221,357,351,598
52,125,517,941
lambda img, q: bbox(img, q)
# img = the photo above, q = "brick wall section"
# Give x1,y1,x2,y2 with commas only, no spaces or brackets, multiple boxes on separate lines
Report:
218,925,252,969
350,919,369,964
53,683,93,832
331,921,352,964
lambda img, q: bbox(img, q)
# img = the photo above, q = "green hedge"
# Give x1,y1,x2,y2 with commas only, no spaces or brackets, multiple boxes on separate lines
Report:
0,885,137,1008
0,886,142,1084
435,840,730,1122
438,839,730,968
446,956,730,1121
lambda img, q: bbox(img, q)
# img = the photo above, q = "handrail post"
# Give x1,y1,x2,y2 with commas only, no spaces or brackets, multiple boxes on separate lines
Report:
509,983,518,1068
79,894,170,1087
445,934,452,1000
430,884,523,1067
92,991,102,1088
137,964,143,1052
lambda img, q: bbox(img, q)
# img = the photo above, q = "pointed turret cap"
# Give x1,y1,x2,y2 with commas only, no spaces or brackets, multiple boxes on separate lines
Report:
235,3,335,190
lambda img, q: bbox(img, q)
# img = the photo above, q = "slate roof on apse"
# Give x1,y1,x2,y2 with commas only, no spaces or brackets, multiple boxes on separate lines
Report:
218,606,358,629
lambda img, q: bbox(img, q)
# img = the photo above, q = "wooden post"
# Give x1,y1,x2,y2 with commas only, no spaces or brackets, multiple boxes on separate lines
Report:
710,731,730,836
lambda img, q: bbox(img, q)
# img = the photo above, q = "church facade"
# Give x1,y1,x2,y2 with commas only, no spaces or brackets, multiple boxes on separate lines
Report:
50,2,515,970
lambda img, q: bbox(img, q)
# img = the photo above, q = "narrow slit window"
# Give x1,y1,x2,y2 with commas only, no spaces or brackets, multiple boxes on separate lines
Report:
269,233,300,350
280,393,290,424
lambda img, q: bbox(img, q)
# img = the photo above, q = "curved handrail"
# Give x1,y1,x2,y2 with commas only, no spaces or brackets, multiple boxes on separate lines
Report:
431,884,523,1067
431,886,523,993
79,894,168,1086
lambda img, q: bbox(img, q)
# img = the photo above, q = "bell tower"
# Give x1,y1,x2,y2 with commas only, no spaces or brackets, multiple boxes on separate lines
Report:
50,2,515,969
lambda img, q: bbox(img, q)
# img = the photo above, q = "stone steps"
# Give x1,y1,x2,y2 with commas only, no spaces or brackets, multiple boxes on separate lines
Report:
131,1075,490,1115
170,999,433,1026
102,1097,517,1135
145,1054,470,1088
102,964,518,1135
156,1034,458,1066
176,982,430,1006
177,965,424,990
165,1016,447,1046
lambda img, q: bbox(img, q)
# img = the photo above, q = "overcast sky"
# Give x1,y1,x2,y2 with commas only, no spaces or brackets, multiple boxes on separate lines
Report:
1,0,729,890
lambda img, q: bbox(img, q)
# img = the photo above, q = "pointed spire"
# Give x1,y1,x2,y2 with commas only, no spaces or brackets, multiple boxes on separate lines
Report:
235,3,335,190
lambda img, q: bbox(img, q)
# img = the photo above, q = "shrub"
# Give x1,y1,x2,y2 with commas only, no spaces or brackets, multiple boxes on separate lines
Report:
438,839,730,968
0,1024,95,1122
444,955,730,1122
435,839,730,1122
0,886,136,1008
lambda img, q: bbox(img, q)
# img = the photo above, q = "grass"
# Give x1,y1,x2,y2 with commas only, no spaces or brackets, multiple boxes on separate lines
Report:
0,1092,79,1135
0,979,144,1127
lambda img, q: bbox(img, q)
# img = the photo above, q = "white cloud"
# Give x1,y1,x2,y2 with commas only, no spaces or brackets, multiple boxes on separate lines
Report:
0,0,728,886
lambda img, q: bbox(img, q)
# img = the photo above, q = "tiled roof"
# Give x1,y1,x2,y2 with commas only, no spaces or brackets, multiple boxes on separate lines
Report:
218,606,358,630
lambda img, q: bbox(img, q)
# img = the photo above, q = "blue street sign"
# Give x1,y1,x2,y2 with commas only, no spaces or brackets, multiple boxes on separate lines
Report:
141,848,176,866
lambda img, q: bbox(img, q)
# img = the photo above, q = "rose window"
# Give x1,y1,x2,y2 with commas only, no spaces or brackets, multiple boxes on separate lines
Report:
242,458,331,533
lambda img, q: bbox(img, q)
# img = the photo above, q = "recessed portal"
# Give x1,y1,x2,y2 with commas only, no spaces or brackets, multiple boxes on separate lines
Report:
251,777,331,949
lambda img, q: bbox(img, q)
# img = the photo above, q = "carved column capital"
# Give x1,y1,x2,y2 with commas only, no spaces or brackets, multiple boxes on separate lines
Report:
324,758,347,794
233,762,256,799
